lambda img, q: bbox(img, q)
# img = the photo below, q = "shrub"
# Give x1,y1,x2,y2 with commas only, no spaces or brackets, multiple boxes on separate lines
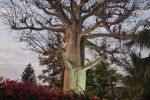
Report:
0,78,99,100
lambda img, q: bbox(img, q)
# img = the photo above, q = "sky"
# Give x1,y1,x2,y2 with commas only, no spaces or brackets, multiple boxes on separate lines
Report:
0,20,43,81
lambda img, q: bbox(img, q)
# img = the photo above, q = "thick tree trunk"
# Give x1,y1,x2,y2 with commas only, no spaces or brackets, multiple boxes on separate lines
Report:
63,67,86,94
63,29,86,94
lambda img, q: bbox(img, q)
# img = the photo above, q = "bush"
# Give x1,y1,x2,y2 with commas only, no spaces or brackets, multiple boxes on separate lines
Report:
0,77,98,100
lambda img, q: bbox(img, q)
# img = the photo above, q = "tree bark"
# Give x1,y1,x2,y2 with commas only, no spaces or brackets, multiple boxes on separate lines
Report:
63,29,86,94
63,67,86,94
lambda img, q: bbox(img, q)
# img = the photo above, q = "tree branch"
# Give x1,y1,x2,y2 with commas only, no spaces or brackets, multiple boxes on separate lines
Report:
85,40,101,51
79,21,103,36
82,56,105,71
81,0,110,20
85,33,134,40
34,1,58,17
45,0,72,30
11,25,64,32
85,40,120,57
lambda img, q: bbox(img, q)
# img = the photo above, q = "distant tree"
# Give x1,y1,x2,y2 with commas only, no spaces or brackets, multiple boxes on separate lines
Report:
38,34,64,88
86,63,109,99
21,63,37,83
38,54,64,88
86,62,123,100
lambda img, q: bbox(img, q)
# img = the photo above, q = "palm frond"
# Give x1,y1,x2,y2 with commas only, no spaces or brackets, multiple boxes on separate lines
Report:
135,29,150,48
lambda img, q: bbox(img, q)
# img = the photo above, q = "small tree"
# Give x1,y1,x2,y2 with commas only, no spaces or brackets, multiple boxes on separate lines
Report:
86,63,109,99
21,63,37,83
38,34,64,88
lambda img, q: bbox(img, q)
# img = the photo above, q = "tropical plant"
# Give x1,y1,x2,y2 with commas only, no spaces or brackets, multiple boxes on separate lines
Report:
122,51,150,100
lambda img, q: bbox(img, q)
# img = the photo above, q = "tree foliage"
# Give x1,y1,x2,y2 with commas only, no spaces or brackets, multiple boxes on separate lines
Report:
38,34,65,88
120,51,150,100
21,63,37,83
135,29,150,48
86,62,123,100
86,63,109,99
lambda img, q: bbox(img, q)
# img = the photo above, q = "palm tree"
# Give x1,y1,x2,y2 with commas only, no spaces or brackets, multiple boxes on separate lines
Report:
123,51,150,100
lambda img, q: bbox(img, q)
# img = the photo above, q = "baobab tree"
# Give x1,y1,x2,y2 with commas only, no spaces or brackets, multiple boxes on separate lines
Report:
1,0,138,94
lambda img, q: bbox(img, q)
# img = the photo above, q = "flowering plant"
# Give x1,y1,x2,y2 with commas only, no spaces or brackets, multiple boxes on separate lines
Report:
0,77,98,100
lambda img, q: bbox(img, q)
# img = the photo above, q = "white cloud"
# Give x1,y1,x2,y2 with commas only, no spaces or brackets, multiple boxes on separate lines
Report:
0,20,43,81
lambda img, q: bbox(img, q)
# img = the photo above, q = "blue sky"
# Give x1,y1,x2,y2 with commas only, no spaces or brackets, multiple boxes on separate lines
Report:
0,20,43,81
